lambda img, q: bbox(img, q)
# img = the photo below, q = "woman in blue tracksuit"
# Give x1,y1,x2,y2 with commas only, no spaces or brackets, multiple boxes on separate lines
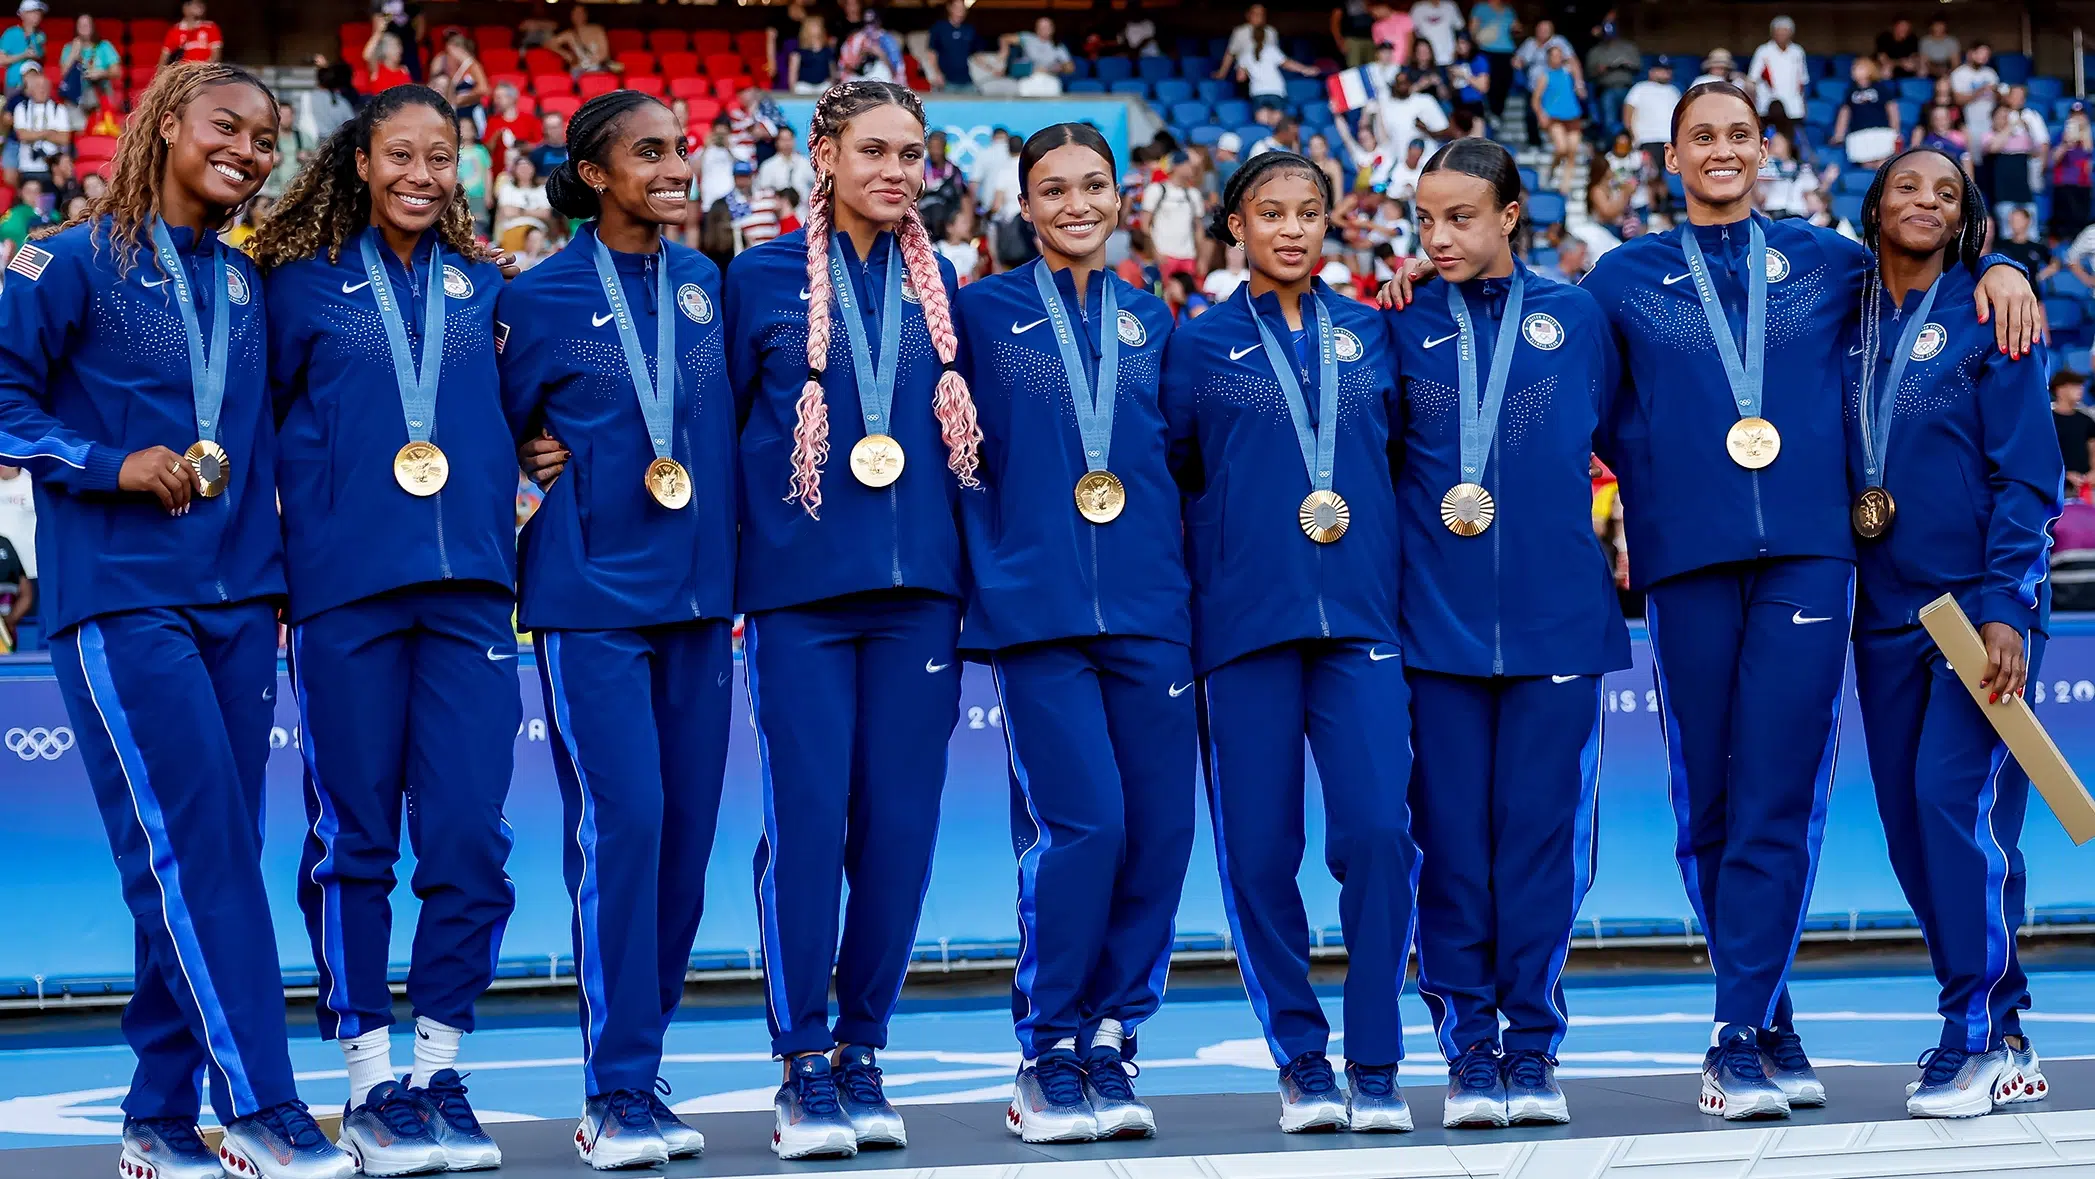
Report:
723,79,978,1161
251,84,513,1176
1572,82,2040,1119
1390,139,1628,1131
1161,150,1419,1136
1841,147,2064,1120
955,123,1192,1145
0,63,355,1179
501,90,737,1172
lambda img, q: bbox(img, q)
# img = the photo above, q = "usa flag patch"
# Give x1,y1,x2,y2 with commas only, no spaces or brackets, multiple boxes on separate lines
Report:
494,320,510,354
8,244,53,282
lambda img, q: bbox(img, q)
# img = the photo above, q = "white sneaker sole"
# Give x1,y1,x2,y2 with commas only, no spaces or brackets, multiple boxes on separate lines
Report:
771,1125,857,1160
1279,1098,1348,1133
339,1132,446,1178
2000,1065,2049,1104
1700,1078,1791,1120
1508,1094,1571,1125
1347,1106,1414,1132
1443,1097,1509,1129
573,1125,670,1171
220,1139,356,1179
1004,1102,1100,1143
1094,1104,1157,1139
851,1118,908,1149
1908,1062,2037,1118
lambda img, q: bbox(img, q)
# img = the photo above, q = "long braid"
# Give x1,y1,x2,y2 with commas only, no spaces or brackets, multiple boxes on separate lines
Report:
791,168,836,514
895,203,979,486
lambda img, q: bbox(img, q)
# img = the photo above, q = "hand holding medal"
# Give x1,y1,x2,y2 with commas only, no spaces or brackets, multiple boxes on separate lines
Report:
150,220,235,500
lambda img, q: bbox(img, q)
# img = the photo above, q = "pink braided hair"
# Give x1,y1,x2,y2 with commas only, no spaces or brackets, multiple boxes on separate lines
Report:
786,80,980,518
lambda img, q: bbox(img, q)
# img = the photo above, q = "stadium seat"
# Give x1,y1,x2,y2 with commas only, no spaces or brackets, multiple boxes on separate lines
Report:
523,48,566,75
1527,191,1566,224
692,30,732,57
1189,124,1226,146
1896,77,1933,103
1830,53,1856,79
1832,192,1864,225
1067,79,1107,94
1284,77,1324,105
1110,79,1150,97
512,94,537,116
579,73,619,99
532,74,576,97
2058,97,2085,124
1300,105,1334,128
1995,53,2031,85
1837,169,1874,195
626,76,665,97
1170,101,1210,127
668,76,710,100
647,30,689,55
126,64,158,91
1095,57,1133,83
2047,298,2088,335
713,76,751,99
1893,99,1921,128
615,51,654,75
704,53,744,80
1518,166,1541,193
1182,56,1215,80
659,52,699,78
73,135,117,168
1812,78,1847,103
472,25,513,50
1155,78,1194,106
1196,78,1234,104
1530,247,1558,271
540,94,583,119
127,19,169,48
1214,99,1251,126
482,48,520,73
606,28,644,55
735,31,769,67
490,71,528,94
1137,56,1175,83
686,97,722,122
1806,98,1837,126
2029,76,2065,105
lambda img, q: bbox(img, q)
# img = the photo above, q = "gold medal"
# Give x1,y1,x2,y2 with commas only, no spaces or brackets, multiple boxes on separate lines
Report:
1853,485,1896,539
1440,482,1496,536
184,440,230,498
850,433,905,487
393,441,450,496
1725,417,1781,469
1298,489,1350,543
1074,470,1126,524
646,456,693,510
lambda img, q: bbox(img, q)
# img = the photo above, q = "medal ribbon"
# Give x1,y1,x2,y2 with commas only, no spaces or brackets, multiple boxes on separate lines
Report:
1678,217,1768,423
828,236,904,441
1032,259,1120,473
589,236,678,461
1446,274,1527,485
359,233,448,446
1250,293,1339,494
1857,275,1945,491
149,220,231,445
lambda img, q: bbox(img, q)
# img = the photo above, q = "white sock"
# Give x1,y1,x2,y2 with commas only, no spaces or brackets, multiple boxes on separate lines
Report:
342,1028,395,1107
1711,1022,1728,1048
411,1017,463,1089
1093,1020,1126,1055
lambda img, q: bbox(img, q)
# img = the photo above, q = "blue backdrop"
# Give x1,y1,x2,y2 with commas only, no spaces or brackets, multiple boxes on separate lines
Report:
770,97,1131,182
4,624,2095,987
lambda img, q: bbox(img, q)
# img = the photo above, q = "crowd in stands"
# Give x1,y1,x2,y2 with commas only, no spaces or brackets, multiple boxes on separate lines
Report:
2,1,2095,648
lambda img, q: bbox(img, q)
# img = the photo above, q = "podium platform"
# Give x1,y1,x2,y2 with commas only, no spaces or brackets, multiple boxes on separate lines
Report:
13,1060,2095,1178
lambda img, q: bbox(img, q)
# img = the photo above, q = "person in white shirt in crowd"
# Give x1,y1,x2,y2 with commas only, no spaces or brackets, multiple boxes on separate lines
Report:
1410,0,1462,65
1370,69,1449,161
1219,9,1319,110
1919,18,1960,78
1693,47,1736,87
1002,16,1074,96
695,117,738,207
1201,243,1250,303
1622,56,1680,174
1754,128,1820,218
1141,149,1206,282
1248,114,1303,159
3,64,73,190
2002,83,2051,149
1950,43,2000,155
1748,16,1808,145
756,125,816,199
934,201,983,282
0,462,33,647
1384,136,1428,207
1215,3,1275,79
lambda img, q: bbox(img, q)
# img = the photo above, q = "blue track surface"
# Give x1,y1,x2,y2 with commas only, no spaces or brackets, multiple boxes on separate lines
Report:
5,971,2094,1149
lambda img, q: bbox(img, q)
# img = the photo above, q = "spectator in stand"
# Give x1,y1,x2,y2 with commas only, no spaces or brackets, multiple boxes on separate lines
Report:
1226,16,1317,112
928,0,983,91
371,0,424,82
57,14,118,111
1747,16,1808,146
1370,0,1414,66
1002,17,1074,97
1467,0,1518,117
757,126,815,202
1589,131,1647,234
302,54,358,140
1539,230,1589,284
1754,129,1818,218
528,110,568,174
1202,242,1249,302
1116,224,1163,292
0,511,27,651
1113,0,1162,58
42,148,74,205
0,463,33,649
1834,56,1900,168
1982,103,2039,219
1217,5,1273,78
1448,34,1492,123
2051,107,2093,239
457,116,491,234
259,99,308,201
788,17,836,94
1586,21,1642,142
1334,0,1379,67
1912,102,1972,174
430,31,488,133
840,8,906,84
1248,113,1304,159
1305,130,1347,197
917,128,965,237
2001,83,2051,156
1163,270,1209,319
1213,130,1244,187
1994,206,2054,281
356,24,413,96
1333,110,1394,191
548,2,618,76
1875,17,1923,79
1370,69,1447,160
1410,0,1462,65
1691,47,1735,87
1914,75,1958,143
1401,38,1452,110
1513,18,1578,150
513,222,548,270
4,65,72,190
0,0,46,92
2058,372,2095,498
482,83,536,178
775,186,802,235
1950,43,1999,149
1385,135,1428,207
695,117,736,207
1919,18,1960,78
494,153,555,244
1533,44,1584,191
1141,149,1204,281
935,200,982,282
0,176,48,245
766,0,813,83
1622,54,1678,160
161,0,223,65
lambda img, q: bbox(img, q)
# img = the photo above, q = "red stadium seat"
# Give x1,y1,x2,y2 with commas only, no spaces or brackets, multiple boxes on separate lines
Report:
578,73,618,99
734,31,768,65
712,76,749,99
685,98,722,123
606,28,644,55
73,135,118,165
625,75,665,97
481,48,520,72
489,70,528,94
667,76,709,100
692,31,732,58
657,52,699,78
512,93,537,116
430,24,467,49
97,19,124,41
702,53,742,81
126,64,158,90
128,19,170,46
646,30,688,55
615,51,654,75
471,25,513,50
522,47,566,75
531,74,575,97
539,94,582,118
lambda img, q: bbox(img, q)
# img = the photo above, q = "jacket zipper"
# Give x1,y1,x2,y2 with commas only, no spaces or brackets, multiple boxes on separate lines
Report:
1721,224,1770,550
1089,525,1105,633
1491,436,1504,675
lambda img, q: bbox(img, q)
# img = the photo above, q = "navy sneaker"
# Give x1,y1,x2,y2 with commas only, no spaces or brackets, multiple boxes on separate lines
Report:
647,1078,705,1158
338,1081,445,1177
1442,1042,1507,1128
218,1101,357,1179
1276,1051,1347,1133
1503,1049,1570,1124
119,1116,221,1179
772,1054,857,1160
1701,1023,1790,1120
575,1088,668,1170
1344,1061,1412,1132
1006,1048,1099,1143
835,1045,906,1148
1082,1045,1155,1139
1757,1028,1826,1108
411,1070,501,1171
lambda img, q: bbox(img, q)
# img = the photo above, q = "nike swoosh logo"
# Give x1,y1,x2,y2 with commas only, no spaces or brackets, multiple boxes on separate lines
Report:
717,671,729,686
1792,610,1833,625
592,311,616,327
1423,332,1459,349
1228,344,1260,361
487,646,517,661
926,659,950,673
342,280,371,295
1662,273,1693,286
141,278,170,289
1552,674,1581,684
798,288,812,300
1168,682,1192,698
1848,346,1865,356
1011,317,1048,334
1367,647,1400,662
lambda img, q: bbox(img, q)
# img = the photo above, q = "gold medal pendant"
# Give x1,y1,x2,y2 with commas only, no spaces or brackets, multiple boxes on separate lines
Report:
851,433,906,488
393,441,450,496
185,440,230,498
646,456,693,510
1074,470,1126,524
1298,489,1350,543
1440,482,1496,536
1852,486,1896,539
1726,417,1781,469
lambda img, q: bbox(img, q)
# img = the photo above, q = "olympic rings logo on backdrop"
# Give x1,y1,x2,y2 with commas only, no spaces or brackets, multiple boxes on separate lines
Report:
6,726,75,761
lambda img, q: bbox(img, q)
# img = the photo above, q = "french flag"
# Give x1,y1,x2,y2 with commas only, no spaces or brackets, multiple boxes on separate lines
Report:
1326,66,1383,114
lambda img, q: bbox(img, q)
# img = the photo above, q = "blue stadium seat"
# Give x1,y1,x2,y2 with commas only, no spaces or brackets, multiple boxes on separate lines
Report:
1182,56,1215,80
1173,35,1206,58
1518,166,1541,193
1832,192,1864,225
1188,124,1226,146
1805,99,1838,129
1285,36,1317,62
1838,169,1875,195
1237,124,1268,148
1066,58,1092,80
1530,247,1559,271
1215,99,1252,126
1996,53,2032,84
1812,78,1848,103
1893,99,1922,128
1805,53,1829,78
1170,100,1211,127
1165,125,1191,146
1067,79,1107,94
1110,79,1151,97
1300,104,1335,128
1155,78,1195,105
1138,56,1176,83
1285,77,1325,106
2057,97,2085,124
1896,77,1934,103
1196,77,1234,104
1528,192,1566,224
1666,172,1685,200
2047,299,2089,336
1207,36,1229,59
2045,272,2085,299
1095,57,1134,83
2029,76,2065,105
1830,54,1856,80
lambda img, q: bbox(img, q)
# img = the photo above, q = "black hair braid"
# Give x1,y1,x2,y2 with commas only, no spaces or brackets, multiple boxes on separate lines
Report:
546,89,667,220
1207,150,1333,246
1859,145,1990,277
